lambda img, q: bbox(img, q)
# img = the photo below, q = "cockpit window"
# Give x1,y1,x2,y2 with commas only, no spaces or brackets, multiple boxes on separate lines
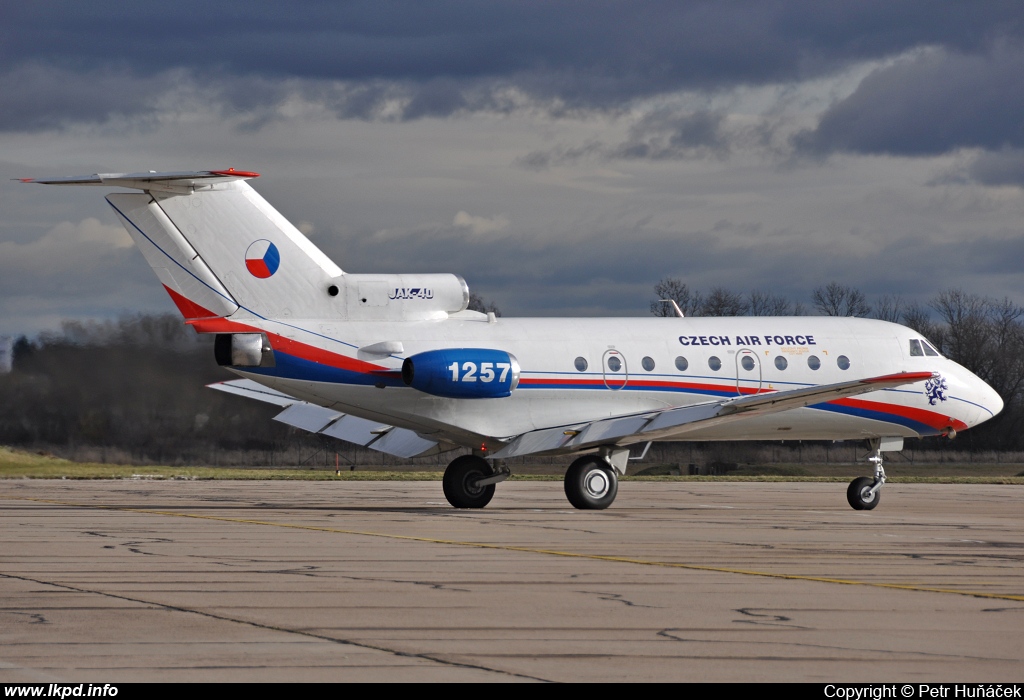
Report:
911,338,941,357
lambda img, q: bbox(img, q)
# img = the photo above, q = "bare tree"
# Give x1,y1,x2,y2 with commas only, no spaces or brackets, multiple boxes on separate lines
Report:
930,289,992,372
467,293,501,317
985,296,1024,403
873,294,904,323
900,302,937,339
747,289,795,316
812,282,870,317
701,287,748,316
650,277,703,317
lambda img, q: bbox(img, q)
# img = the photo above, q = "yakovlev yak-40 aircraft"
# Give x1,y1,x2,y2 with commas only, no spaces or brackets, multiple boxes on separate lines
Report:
26,169,1004,511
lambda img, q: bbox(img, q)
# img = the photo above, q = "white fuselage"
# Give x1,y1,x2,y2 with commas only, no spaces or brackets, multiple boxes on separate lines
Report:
231,314,1002,450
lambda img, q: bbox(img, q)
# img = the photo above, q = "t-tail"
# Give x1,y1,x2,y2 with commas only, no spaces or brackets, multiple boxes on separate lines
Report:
25,170,469,326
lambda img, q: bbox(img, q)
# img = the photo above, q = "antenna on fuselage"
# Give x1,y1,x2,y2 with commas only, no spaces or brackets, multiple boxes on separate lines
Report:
658,299,685,318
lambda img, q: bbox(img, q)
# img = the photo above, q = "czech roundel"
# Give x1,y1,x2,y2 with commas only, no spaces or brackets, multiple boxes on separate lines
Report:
244,240,280,279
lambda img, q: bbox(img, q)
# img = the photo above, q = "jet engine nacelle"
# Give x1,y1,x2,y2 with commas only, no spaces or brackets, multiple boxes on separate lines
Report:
214,333,276,368
402,349,520,399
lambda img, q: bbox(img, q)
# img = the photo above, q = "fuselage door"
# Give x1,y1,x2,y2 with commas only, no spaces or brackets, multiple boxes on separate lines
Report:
602,349,628,391
735,348,762,396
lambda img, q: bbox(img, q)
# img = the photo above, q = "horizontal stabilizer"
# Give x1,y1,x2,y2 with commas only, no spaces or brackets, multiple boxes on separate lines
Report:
21,169,259,194
208,379,441,458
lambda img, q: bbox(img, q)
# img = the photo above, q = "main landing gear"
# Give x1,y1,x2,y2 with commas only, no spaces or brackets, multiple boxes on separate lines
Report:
564,455,618,510
442,455,508,508
847,437,900,511
441,449,627,510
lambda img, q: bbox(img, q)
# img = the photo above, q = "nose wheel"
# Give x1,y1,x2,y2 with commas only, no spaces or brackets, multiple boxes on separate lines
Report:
847,441,886,510
847,476,880,510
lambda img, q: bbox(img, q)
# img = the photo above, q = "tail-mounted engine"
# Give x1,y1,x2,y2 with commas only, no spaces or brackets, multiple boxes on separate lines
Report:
214,333,276,368
402,349,520,399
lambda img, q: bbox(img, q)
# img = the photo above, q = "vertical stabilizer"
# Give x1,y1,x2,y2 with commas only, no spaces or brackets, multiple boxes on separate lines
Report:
106,193,240,320
31,170,468,323
150,181,343,321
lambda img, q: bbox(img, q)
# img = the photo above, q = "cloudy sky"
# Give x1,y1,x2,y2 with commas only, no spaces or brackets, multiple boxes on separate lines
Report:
3,1,1023,338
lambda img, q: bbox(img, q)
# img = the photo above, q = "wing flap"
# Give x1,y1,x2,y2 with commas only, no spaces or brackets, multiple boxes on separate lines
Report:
489,423,587,459
208,379,440,458
272,403,343,433
569,415,653,447
208,378,295,406
368,429,440,458
321,414,391,445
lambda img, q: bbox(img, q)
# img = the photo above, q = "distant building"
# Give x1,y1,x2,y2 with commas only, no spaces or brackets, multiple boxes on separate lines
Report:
0,336,12,373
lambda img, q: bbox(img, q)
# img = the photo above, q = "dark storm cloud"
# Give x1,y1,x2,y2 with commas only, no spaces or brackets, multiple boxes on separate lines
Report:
613,110,731,160
794,44,1024,157
0,64,171,131
517,110,730,169
3,1,1023,129
932,149,1024,187
967,150,1024,186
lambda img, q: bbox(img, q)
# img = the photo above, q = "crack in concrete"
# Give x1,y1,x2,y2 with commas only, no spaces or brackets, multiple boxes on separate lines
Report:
655,628,1008,661
733,607,808,629
0,572,548,682
578,590,658,608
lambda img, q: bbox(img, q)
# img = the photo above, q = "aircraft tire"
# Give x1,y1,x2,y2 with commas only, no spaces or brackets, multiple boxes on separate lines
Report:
564,456,618,510
847,476,880,511
443,455,496,509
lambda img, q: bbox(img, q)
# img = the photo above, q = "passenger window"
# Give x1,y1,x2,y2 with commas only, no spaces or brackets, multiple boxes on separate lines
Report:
574,356,588,372
837,355,851,370
922,341,939,357
642,356,655,372
909,339,923,356
675,356,688,371
807,355,821,370
740,356,755,371
708,356,721,371
607,356,622,372
774,356,788,370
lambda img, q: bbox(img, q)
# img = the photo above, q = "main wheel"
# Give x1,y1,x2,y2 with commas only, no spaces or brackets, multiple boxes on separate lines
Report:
564,456,618,510
847,476,880,511
443,455,495,509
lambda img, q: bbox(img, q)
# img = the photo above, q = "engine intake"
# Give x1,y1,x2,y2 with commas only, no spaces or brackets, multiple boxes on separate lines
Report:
402,349,520,399
214,333,275,367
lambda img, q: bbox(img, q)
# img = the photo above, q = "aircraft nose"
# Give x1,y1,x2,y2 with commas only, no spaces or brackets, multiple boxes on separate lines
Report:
969,374,1003,427
984,382,1004,419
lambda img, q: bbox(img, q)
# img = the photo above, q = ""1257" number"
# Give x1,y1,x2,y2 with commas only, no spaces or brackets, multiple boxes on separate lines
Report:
447,361,511,383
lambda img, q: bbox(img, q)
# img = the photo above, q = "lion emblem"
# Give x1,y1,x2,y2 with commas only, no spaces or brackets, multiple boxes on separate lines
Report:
924,375,948,405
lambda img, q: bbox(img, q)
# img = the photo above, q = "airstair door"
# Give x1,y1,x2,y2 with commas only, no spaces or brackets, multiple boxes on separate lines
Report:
602,349,628,390
734,348,762,396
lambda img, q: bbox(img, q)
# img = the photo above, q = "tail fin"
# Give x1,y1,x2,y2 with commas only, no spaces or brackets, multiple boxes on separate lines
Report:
30,170,469,323
107,177,343,321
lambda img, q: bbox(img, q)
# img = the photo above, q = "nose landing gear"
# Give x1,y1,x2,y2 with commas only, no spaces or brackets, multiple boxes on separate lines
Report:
847,437,899,510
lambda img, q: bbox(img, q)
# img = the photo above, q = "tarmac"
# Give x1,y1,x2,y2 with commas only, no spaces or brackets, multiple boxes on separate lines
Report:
1,478,1022,683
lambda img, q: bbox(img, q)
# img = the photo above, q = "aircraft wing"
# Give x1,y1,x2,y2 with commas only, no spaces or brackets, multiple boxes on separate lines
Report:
490,371,937,459
209,379,444,459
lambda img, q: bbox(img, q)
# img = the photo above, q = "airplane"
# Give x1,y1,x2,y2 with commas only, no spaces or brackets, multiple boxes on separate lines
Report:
24,169,1004,511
